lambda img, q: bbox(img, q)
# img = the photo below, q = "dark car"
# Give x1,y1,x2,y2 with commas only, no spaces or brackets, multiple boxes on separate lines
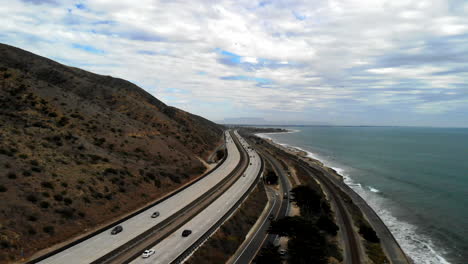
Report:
111,225,123,235
182,229,192,237
268,215,274,220
151,211,160,218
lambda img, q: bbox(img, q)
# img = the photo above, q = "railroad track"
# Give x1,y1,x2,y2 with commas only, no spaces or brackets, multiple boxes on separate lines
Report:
295,161,362,264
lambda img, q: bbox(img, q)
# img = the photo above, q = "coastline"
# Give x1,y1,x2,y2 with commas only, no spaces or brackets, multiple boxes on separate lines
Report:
255,130,452,264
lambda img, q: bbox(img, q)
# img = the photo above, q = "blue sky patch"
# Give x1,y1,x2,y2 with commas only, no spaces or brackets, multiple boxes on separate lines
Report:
75,3,86,10
221,75,272,84
72,43,104,54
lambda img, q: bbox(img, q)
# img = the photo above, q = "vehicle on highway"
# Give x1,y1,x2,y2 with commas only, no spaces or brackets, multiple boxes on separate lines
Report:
142,249,155,258
151,211,160,218
284,192,288,198
111,225,123,235
268,215,274,220
182,229,192,237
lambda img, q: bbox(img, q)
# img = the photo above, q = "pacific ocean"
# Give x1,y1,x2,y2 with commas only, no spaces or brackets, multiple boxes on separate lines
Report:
258,126,468,264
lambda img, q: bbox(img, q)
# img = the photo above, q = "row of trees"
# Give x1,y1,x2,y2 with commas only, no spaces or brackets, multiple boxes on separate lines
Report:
255,185,339,264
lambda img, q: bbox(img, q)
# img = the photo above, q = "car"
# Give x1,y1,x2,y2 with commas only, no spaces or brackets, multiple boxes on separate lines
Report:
268,215,274,220
111,225,123,235
284,192,288,198
182,229,192,237
279,249,287,256
142,249,155,258
151,211,160,218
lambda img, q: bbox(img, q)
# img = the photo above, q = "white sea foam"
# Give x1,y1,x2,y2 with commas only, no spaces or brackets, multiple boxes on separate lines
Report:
260,134,453,264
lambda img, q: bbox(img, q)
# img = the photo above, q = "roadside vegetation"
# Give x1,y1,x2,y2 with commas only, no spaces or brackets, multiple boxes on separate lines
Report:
255,185,341,264
186,183,268,264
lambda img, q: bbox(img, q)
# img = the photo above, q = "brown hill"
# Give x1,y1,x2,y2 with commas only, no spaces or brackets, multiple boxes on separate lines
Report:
0,43,223,262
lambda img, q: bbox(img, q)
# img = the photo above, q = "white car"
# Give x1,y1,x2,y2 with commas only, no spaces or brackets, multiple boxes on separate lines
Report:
142,249,155,258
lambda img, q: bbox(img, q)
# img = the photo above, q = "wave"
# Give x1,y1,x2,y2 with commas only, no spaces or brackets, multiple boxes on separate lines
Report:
257,133,452,264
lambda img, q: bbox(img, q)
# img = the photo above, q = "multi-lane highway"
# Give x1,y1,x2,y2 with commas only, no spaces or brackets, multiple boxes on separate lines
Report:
130,131,262,263
36,131,244,264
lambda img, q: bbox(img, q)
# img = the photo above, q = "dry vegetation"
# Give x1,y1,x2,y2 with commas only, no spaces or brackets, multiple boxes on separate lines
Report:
186,183,268,264
0,43,223,262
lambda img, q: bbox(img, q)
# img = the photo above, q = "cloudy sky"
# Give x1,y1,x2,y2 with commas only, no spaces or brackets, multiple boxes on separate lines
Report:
2,0,468,127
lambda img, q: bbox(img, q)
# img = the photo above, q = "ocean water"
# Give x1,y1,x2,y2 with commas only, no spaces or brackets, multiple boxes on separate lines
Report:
257,126,468,264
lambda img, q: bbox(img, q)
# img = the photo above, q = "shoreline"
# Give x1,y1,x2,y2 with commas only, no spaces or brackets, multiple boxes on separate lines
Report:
255,130,452,264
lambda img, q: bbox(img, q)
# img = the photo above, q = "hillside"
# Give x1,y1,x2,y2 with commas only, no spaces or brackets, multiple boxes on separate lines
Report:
0,43,223,262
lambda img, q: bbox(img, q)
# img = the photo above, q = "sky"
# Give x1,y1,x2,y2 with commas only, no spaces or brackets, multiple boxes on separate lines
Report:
1,0,468,127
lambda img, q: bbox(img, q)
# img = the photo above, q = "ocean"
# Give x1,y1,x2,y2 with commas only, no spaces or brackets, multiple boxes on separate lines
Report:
257,126,468,264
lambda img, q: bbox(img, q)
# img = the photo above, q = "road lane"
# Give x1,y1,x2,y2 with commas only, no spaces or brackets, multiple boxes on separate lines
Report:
130,131,261,264
39,131,241,264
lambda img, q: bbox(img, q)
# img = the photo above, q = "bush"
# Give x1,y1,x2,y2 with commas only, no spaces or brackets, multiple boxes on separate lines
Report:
0,185,7,192
22,170,32,177
28,228,37,235
26,194,38,203
55,207,75,219
7,172,16,179
41,181,54,189
27,215,38,222
63,197,72,205
53,194,63,201
43,226,55,234
57,117,69,126
39,201,50,208
104,168,118,175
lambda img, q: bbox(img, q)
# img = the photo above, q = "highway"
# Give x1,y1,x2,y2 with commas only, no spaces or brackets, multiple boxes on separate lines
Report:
130,131,262,264
37,131,242,264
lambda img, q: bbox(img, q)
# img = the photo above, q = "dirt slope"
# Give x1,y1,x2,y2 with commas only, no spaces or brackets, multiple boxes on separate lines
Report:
0,43,223,262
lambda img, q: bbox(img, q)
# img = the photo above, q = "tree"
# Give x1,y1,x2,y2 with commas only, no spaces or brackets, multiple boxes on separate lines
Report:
216,149,224,160
254,243,282,264
265,170,279,185
359,223,380,243
317,215,339,236
290,185,322,216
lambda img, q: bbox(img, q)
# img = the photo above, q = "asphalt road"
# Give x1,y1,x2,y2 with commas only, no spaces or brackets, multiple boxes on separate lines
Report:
38,131,241,264
231,149,292,264
130,131,262,264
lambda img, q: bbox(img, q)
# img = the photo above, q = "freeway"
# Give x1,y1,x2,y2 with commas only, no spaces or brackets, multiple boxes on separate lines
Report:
130,131,262,264
37,131,242,264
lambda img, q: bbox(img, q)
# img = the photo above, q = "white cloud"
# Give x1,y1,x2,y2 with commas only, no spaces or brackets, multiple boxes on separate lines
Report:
1,0,467,126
